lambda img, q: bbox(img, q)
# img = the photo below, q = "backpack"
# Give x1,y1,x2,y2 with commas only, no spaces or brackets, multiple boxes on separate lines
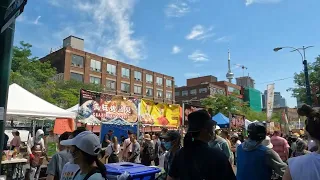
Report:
108,145,119,163
144,142,155,161
74,168,106,180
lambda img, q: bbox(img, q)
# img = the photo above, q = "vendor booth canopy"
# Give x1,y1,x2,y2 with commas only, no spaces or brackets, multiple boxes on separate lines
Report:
212,113,229,128
7,83,76,119
67,104,79,113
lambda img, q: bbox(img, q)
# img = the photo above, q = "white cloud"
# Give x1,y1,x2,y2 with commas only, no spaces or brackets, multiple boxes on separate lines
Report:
188,50,209,62
165,2,190,18
214,36,231,43
185,25,214,41
245,0,282,6
172,45,181,54
33,16,41,25
184,73,200,78
53,0,146,64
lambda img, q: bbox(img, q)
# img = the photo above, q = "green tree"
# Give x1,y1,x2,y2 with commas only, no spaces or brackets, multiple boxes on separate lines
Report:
287,56,320,104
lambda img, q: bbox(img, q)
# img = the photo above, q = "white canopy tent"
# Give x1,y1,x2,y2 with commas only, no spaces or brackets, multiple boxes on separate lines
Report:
7,83,76,119
66,104,79,113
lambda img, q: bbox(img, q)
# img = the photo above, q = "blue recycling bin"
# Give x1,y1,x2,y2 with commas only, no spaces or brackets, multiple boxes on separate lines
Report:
105,162,161,180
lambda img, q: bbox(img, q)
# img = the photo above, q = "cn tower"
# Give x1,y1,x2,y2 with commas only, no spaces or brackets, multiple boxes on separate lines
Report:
226,49,234,83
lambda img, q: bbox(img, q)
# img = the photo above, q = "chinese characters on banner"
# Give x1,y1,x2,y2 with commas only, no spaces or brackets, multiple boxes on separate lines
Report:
230,114,245,129
79,89,139,122
266,84,275,121
140,99,180,127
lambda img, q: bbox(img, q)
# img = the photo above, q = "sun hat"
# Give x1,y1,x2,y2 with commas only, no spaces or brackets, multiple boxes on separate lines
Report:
231,133,239,138
215,125,221,130
144,134,151,141
160,130,181,141
60,131,101,156
188,110,216,132
261,136,273,148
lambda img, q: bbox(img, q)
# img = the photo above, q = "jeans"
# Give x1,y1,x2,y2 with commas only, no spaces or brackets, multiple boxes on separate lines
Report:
29,166,41,180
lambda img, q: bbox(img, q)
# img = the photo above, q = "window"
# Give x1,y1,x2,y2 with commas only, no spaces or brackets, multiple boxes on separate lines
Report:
106,80,116,90
90,59,101,72
134,71,142,81
121,68,130,78
134,85,142,94
71,54,84,67
90,76,101,84
199,88,208,93
166,92,172,100
146,88,153,96
182,90,188,96
157,90,163,98
156,77,163,85
190,89,197,95
228,86,240,95
121,82,130,93
166,79,172,87
107,64,116,75
146,74,153,83
175,91,180,96
70,72,83,82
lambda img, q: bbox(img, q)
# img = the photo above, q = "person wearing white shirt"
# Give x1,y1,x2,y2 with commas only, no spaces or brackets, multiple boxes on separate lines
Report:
122,130,134,162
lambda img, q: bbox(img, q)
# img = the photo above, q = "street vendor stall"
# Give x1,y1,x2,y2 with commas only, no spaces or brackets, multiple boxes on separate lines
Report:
212,113,229,128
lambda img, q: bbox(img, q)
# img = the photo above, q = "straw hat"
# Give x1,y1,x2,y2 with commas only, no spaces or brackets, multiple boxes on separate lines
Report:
144,134,151,141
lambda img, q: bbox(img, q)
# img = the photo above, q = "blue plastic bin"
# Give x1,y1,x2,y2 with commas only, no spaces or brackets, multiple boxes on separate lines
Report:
106,162,161,180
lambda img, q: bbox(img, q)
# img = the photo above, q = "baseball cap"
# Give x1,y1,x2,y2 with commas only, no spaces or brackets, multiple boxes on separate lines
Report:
160,130,181,141
187,110,216,132
248,122,266,141
60,131,101,156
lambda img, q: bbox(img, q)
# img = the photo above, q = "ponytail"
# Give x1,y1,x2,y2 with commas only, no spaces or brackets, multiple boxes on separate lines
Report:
94,157,107,179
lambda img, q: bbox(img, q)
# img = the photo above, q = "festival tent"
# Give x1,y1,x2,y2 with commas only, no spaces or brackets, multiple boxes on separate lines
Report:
66,104,79,113
7,83,76,119
212,113,229,128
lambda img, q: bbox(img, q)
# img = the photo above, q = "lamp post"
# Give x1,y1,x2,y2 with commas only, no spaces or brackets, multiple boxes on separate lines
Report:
273,46,313,106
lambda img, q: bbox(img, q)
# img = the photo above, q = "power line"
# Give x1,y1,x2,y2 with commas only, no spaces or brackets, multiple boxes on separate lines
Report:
256,77,294,85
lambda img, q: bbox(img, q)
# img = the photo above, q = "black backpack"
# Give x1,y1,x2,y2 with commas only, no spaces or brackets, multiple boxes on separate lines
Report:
74,168,106,180
144,143,155,161
108,145,119,163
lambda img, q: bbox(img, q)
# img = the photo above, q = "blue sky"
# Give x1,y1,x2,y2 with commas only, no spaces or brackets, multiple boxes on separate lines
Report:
14,0,320,108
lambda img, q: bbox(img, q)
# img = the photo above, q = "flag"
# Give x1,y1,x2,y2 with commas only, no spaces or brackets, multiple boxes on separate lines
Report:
266,84,275,121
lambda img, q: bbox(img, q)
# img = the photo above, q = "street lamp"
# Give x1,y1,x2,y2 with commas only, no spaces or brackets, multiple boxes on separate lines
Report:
273,46,313,106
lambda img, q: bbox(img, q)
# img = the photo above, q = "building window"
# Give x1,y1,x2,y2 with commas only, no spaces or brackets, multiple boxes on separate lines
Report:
228,86,240,95
121,68,130,78
146,74,153,83
182,90,188,96
166,79,172,87
190,89,197,95
166,92,172,100
157,90,163,98
121,82,130,93
107,64,116,75
146,88,153,96
134,71,142,81
199,88,208,93
156,77,163,85
175,91,180,96
134,85,142,94
71,54,84,68
90,59,101,72
106,80,116,90
90,76,101,84
70,72,83,82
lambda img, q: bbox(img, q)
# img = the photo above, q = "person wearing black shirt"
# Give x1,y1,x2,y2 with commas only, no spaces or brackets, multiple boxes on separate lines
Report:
167,110,236,180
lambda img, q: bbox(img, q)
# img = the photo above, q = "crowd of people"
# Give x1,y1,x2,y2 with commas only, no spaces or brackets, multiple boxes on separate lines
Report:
5,104,320,180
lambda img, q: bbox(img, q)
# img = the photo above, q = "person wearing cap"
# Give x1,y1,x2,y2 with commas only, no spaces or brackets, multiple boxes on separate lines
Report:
160,130,181,178
167,110,236,180
230,133,241,165
122,130,134,162
236,122,287,180
209,126,233,164
141,134,154,166
60,131,107,180
46,131,72,180
10,129,21,150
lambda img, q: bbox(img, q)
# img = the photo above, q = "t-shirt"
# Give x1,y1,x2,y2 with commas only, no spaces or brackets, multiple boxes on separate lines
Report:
106,143,120,156
47,150,71,180
73,172,105,180
122,138,132,159
288,152,320,180
60,162,80,180
169,140,236,180
209,136,233,161
271,135,290,161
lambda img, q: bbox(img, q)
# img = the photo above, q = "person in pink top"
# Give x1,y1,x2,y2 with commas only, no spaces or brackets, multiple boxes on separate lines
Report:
271,131,290,162
10,129,21,150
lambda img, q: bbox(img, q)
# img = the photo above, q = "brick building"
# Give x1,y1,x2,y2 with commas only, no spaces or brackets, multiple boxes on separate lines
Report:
40,36,175,104
175,76,226,105
212,81,243,99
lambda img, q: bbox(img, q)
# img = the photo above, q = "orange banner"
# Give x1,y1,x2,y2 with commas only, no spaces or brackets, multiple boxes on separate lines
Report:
54,118,75,135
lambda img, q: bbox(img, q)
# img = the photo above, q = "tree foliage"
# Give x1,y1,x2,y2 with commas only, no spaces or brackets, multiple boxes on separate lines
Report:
10,41,103,109
288,56,320,104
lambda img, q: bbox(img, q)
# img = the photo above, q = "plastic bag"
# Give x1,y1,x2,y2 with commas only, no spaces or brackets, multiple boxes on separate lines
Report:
117,171,130,180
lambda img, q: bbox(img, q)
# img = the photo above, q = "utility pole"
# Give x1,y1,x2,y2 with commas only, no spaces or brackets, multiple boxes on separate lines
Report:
302,46,312,106
0,0,26,170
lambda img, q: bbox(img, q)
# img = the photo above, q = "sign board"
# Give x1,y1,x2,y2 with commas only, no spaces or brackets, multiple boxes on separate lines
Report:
1,0,28,33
